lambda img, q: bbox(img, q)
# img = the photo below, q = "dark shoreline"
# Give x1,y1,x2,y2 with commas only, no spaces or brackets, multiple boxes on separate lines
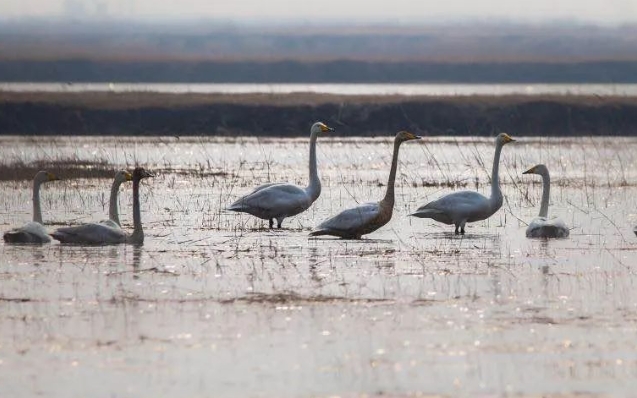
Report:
3,60,637,84
1,92,636,137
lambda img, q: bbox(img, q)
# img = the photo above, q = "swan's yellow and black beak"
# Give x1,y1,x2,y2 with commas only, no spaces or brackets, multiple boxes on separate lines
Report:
402,131,421,140
320,123,335,133
133,167,154,180
522,166,535,175
124,171,133,181
502,133,515,143
47,172,60,181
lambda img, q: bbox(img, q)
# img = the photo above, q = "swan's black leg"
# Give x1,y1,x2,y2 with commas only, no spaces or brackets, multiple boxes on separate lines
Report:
269,219,274,229
277,218,283,229
460,227,465,235
454,224,460,235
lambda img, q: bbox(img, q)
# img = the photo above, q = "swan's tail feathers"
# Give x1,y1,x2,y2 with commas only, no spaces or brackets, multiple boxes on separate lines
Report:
309,229,329,237
409,208,441,219
227,199,247,212
50,230,71,243
3,230,49,244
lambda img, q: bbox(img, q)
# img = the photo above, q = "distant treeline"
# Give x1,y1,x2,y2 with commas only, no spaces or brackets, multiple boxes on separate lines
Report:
2,60,637,83
1,93,636,136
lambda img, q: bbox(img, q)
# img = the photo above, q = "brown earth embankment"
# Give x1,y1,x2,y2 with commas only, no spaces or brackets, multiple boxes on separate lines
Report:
1,92,636,136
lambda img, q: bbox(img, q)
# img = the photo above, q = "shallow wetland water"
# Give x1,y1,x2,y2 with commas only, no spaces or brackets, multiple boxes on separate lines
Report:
1,135,637,397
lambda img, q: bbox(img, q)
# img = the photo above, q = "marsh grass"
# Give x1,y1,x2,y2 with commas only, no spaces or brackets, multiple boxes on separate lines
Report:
0,158,118,181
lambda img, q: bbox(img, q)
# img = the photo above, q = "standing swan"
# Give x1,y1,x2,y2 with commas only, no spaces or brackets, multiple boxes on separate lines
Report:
410,133,515,234
310,131,421,239
51,167,153,245
3,171,60,243
228,121,334,228
523,164,569,238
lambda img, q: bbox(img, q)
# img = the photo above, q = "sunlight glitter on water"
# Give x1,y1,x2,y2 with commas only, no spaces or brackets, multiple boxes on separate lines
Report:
1,135,637,397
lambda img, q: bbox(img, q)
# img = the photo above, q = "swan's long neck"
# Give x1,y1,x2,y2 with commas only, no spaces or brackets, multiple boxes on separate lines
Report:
129,179,144,244
538,170,550,218
108,180,123,226
305,131,321,202
32,179,43,224
381,138,402,208
489,141,504,210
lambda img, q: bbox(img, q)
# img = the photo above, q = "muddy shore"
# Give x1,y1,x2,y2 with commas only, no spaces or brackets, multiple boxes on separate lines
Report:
1,92,636,136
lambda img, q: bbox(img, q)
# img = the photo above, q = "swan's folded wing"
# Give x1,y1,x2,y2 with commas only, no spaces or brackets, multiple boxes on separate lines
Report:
526,217,570,238
51,223,126,244
316,202,380,232
3,221,51,243
422,191,488,211
228,184,309,213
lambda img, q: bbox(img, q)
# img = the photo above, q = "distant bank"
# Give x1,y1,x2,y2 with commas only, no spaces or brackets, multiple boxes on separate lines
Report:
2,60,637,84
1,92,636,136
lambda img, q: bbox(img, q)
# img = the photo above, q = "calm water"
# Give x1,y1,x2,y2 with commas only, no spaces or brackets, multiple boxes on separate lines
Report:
1,135,637,397
2,82,637,96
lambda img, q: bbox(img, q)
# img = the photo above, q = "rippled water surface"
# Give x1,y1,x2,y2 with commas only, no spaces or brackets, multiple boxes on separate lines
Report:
1,135,637,397
3,82,637,96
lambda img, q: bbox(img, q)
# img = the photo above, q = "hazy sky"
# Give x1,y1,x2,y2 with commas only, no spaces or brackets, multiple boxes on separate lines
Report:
2,0,637,24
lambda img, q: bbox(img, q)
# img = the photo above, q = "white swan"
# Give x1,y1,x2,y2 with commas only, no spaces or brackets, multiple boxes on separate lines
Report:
410,133,515,234
100,170,133,228
523,164,569,238
310,131,421,239
3,170,60,244
228,121,334,228
51,167,153,245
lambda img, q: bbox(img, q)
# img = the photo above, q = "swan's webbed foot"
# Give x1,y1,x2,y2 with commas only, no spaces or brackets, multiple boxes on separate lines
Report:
269,219,274,229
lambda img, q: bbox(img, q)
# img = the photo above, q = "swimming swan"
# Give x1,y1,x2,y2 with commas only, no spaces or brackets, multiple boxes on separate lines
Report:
3,171,60,243
410,133,515,234
310,131,421,239
523,164,569,238
228,121,334,228
51,167,153,245
100,170,133,228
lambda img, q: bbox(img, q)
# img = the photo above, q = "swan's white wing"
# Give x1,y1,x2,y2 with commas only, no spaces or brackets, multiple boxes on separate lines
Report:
99,219,120,228
228,183,311,218
526,217,570,238
314,202,380,233
51,223,126,245
412,191,490,223
3,221,51,243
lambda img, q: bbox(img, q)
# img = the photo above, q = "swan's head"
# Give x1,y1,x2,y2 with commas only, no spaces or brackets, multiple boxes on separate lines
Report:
523,164,549,176
396,130,421,143
114,170,133,184
497,133,515,145
133,167,154,181
311,122,335,134
35,170,60,184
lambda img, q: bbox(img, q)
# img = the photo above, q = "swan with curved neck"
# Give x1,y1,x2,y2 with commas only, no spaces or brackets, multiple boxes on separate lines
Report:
227,121,334,228
523,164,569,238
310,131,421,239
51,167,153,245
3,171,60,243
410,133,515,235
100,170,133,228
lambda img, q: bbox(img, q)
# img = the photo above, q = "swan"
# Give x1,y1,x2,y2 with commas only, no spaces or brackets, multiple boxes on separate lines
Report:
3,170,60,244
227,121,334,228
51,167,153,245
310,131,421,239
523,164,569,238
410,133,515,234
100,170,133,228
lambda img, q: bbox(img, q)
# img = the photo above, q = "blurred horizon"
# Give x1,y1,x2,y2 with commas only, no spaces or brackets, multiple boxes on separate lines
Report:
2,0,637,25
